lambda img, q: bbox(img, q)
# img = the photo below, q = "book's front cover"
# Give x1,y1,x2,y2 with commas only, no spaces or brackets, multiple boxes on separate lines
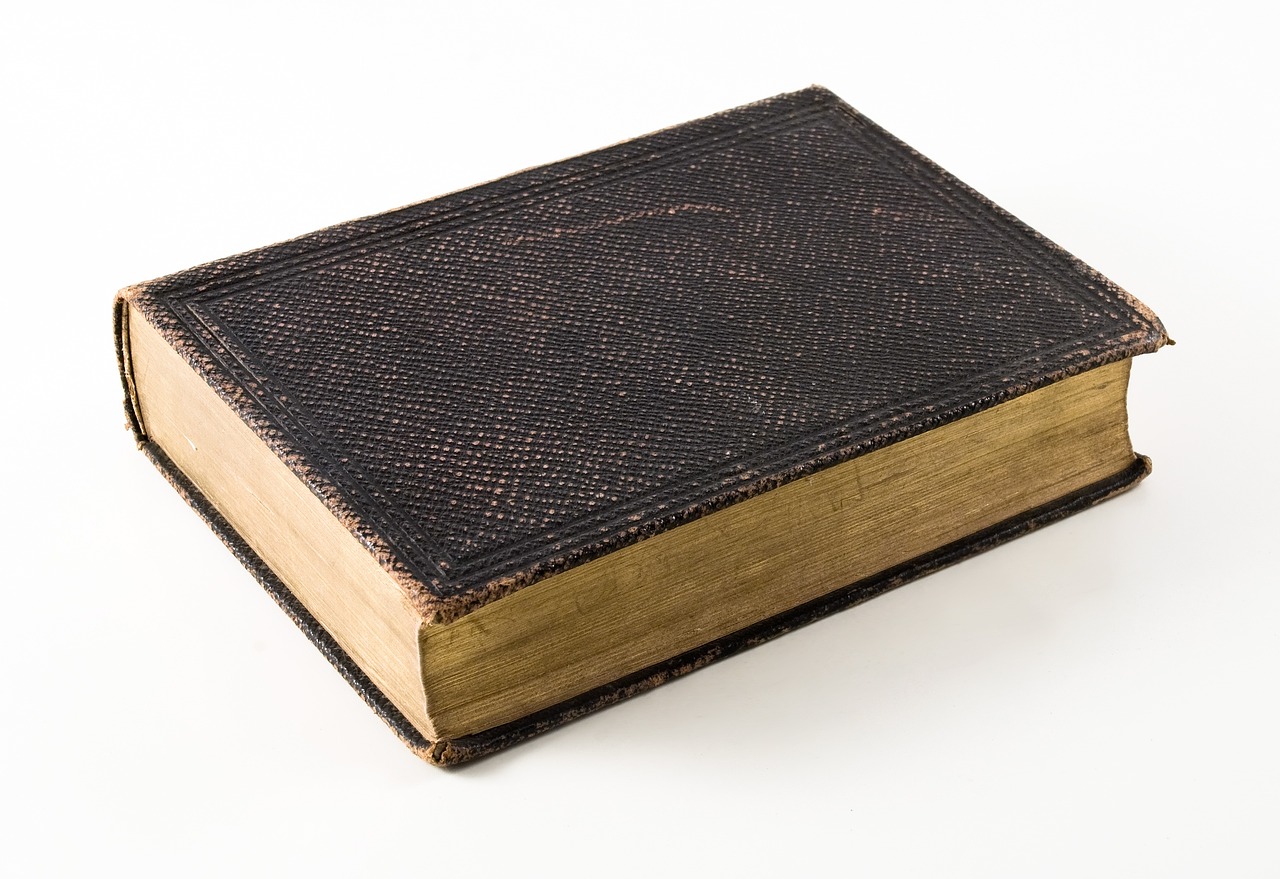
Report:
120,86,1166,622
117,87,1167,761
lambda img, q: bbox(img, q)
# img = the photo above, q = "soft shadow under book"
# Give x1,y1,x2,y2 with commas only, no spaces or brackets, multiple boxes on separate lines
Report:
115,87,1168,764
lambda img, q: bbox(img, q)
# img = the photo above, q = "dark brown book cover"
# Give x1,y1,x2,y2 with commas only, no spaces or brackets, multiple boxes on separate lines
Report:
115,86,1167,764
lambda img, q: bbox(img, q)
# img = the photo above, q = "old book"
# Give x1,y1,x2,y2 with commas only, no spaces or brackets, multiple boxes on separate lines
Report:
115,86,1168,765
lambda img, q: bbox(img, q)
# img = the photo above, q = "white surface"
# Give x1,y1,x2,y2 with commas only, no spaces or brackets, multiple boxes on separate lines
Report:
2,2,1276,876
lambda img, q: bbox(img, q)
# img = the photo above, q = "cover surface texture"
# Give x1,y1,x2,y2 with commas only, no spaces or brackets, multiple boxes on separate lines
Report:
117,87,1167,763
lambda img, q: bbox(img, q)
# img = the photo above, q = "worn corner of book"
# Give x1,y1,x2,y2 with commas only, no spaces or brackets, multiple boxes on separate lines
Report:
785,83,845,112
1123,298,1174,355
424,738,459,766
114,280,150,303
361,535,454,624
420,575,517,627
802,83,839,101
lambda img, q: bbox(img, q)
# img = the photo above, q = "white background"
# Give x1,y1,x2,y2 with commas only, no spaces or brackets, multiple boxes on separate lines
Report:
3,2,1277,876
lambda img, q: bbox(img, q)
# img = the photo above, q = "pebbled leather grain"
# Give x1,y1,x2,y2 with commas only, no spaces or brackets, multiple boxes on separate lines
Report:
119,86,1168,626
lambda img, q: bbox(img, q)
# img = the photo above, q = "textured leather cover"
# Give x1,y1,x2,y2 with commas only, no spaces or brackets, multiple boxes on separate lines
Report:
116,86,1168,763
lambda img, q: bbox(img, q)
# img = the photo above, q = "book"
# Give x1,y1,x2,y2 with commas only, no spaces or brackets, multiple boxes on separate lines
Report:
115,86,1168,765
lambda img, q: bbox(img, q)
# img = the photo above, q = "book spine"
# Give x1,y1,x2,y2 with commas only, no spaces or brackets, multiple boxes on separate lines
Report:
113,291,146,443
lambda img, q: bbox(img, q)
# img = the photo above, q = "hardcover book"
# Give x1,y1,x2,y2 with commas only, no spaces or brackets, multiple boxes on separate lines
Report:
115,86,1168,764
